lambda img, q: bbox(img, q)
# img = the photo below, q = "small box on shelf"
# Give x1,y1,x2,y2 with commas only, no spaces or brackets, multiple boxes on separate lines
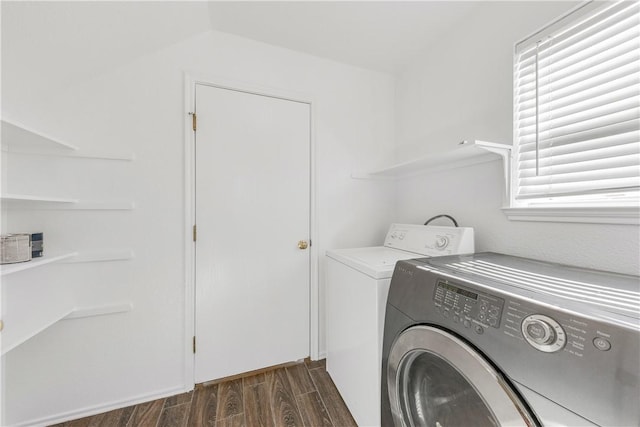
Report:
31,232,44,258
0,233,32,264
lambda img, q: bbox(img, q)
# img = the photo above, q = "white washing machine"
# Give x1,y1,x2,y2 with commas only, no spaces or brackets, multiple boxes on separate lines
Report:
326,223,474,427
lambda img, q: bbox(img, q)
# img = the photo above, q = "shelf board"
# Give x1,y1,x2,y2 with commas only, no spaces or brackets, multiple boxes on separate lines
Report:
3,146,136,161
64,248,135,263
352,140,511,179
1,119,134,160
13,200,135,211
0,252,78,276
1,306,74,355
1,119,79,151
1,193,78,203
63,302,133,320
1,302,133,354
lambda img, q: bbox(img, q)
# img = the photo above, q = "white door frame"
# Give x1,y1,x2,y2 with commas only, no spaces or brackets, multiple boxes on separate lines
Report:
182,72,319,388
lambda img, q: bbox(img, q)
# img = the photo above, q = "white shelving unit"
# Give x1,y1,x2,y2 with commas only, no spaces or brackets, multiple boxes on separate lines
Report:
1,119,136,354
0,252,78,276
352,139,511,180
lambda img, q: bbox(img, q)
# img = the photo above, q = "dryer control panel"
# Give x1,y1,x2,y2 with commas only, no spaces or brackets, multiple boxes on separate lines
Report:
433,280,504,329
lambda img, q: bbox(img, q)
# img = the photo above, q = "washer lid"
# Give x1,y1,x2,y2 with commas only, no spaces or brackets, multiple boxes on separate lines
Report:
326,246,424,279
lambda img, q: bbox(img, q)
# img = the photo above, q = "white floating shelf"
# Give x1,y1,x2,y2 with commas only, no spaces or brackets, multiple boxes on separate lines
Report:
0,252,78,276
1,196,135,210
1,307,74,355
1,301,132,354
63,302,133,320
352,140,511,179
1,119,79,151
63,149,135,161
20,200,135,211
64,248,135,264
3,146,136,161
1,119,135,160
0,193,78,204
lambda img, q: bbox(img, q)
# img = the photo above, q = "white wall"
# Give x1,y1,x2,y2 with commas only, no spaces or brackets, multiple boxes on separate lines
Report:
394,1,639,276
1,23,395,427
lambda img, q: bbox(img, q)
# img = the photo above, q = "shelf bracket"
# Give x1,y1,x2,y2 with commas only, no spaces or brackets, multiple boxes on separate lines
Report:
473,140,512,201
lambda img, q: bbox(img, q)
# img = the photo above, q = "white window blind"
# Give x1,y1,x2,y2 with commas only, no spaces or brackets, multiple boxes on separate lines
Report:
513,0,640,207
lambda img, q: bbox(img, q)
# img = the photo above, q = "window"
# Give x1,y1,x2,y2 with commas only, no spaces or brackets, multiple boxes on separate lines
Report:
512,1,639,211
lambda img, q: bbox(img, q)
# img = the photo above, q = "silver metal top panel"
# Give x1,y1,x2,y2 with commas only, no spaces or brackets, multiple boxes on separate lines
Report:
419,252,640,321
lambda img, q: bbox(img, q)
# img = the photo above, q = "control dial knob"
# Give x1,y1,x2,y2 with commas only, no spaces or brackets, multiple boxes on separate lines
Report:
435,236,449,249
521,314,566,353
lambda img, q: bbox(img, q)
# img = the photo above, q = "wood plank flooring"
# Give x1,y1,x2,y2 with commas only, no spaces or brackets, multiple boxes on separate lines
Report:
50,359,357,427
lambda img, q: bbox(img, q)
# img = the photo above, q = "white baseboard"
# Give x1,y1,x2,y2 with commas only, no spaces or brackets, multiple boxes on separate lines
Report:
317,350,327,360
14,385,191,427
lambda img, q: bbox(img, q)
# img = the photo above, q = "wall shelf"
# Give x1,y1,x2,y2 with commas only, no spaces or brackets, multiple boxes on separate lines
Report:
3,146,136,161
64,249,135,264
1,119,135,160
352,140,511,180
63,302,133,320
0,302,132,355
0,252,78,276
10,200,135,211
1,117,136,362
1,119,79,151
1,193,79,204
1,306,74,355
2,196,135,210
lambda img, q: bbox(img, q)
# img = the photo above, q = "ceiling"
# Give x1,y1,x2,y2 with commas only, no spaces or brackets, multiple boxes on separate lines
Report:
1,1,211,107
2,0,485,108
207,1,480,74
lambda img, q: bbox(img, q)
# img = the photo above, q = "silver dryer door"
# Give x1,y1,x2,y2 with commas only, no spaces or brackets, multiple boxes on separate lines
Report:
387,325,537,427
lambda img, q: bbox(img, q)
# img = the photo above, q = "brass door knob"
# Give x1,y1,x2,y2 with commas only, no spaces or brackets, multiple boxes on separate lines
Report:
298,240,309,250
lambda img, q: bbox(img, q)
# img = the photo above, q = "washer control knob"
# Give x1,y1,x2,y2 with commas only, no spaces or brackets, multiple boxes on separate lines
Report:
522,314,566,353
525,320,554,345
435,236,449,249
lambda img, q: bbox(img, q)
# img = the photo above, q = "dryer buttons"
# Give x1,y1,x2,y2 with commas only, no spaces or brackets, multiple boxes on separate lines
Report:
593,337,611,351
522,314,567,353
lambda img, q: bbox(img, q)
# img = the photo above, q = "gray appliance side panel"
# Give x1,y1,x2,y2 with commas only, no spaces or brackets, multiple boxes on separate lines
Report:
381,304,415,427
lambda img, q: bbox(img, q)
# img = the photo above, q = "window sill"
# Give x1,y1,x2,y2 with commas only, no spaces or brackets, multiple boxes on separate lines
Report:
502,206,640,225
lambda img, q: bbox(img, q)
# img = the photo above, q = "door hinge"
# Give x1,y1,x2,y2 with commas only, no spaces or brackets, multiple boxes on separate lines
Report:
189,112,197,132
193,336,196,353
193,225,197,242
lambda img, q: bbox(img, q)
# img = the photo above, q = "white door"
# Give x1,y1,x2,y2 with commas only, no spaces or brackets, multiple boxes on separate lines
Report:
194,84,310,383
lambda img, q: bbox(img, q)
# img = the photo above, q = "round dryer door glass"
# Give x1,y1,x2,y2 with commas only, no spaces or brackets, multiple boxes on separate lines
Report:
398,351,498,427
387,326,537,427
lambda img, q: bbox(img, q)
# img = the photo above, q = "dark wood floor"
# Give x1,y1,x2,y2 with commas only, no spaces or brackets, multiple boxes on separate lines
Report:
51,359,357,427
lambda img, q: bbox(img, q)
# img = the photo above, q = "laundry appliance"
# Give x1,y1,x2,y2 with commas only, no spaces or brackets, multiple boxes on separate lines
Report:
382,252,640,427
326,223,474,426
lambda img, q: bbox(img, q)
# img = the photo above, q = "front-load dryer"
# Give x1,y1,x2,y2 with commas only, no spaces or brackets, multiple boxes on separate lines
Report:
326,223,474,426
382,253,639,427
